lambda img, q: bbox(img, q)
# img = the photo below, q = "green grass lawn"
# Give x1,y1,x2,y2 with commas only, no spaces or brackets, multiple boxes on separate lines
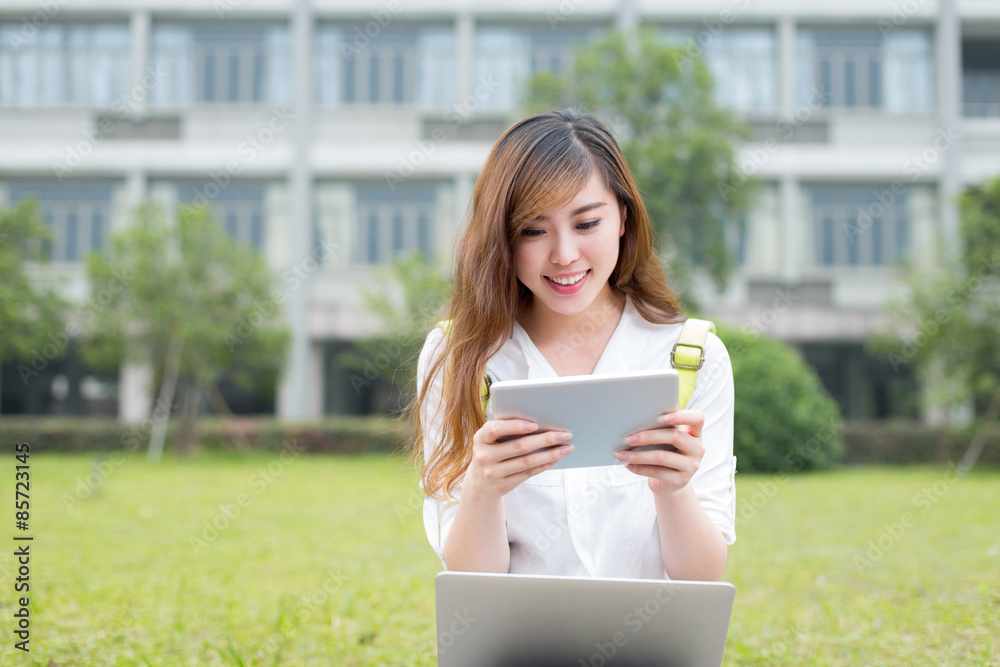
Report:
0,452,997,666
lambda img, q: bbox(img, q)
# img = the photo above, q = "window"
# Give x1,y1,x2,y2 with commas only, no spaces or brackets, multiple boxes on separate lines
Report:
7,180,116,262
964,70,1000,117
726,215,748,266
355,182,437,264
316,26,454,107
662,26,777,113
150,24,290,105
807,185,909,267
172,180,267,250
963,40,1000,118
0,23,129,106
801,343,919,419
687,202,748,270
475,26,601,111
797,28,933,111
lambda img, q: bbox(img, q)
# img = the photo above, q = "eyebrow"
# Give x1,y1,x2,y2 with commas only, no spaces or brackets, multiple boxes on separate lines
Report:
534,201,607,221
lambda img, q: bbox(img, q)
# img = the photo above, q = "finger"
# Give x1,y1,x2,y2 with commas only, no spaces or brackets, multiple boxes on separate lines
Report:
621,426,689,453
496,441,574,478
657,410,705,439
478,418,539,444
671,430,704,458
474,430,569,472
624,463,691,482
498,429,573,462
616,447,694,473
624,428,703,458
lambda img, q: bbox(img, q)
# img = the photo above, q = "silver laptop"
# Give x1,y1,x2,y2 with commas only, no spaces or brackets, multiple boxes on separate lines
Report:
436,572,735,667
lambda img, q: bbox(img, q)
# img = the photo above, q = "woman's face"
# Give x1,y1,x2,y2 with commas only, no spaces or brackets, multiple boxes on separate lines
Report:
514,172,625,320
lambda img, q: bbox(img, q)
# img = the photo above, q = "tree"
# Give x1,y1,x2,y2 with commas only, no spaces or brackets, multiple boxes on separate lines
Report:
82,203,291,458
522,26,755,304
338,252,451,412
870,175,1000,472
0,199,66,411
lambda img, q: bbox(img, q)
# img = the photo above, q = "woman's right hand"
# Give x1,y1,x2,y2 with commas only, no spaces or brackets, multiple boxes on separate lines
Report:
464,419,574,498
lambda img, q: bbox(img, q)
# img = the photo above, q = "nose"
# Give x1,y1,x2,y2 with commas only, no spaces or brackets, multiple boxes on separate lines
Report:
549,230,580,266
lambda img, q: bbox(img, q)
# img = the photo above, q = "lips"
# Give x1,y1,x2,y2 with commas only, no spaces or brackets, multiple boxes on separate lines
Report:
545,269,590,295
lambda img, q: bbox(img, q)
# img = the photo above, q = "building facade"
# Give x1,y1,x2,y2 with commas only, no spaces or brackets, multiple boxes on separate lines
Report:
1,0,998,421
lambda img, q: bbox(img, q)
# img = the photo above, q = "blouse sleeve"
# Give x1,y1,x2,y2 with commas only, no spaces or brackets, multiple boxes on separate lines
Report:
684,331,737,545
416,326,461,568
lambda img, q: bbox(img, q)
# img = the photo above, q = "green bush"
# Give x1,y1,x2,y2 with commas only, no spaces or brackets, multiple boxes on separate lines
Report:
842,419,1000,466
0,416,407,455
716,325,844,472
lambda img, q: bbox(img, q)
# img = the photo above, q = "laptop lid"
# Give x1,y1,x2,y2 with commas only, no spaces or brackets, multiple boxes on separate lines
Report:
436,572,735,667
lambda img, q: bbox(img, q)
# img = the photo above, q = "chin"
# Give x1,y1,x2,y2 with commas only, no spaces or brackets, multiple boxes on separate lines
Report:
542,296,594,317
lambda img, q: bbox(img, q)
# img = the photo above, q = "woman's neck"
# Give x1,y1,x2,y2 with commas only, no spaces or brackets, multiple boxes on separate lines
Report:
517,288,626,375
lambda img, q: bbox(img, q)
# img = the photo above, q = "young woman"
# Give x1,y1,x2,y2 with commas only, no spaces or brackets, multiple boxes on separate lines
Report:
413,109,736,581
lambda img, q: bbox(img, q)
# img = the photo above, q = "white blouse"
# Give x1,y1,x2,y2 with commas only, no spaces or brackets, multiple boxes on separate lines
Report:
419,298,737,579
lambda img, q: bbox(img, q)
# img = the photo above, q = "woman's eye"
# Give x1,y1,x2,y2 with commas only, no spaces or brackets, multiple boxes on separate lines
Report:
577,220,600,230
521,228,544,237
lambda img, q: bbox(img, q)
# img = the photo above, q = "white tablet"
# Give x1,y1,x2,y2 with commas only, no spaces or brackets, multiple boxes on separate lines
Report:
487,369,679,470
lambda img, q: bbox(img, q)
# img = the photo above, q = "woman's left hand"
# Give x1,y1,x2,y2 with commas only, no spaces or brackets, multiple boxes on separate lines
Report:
615,410,705,496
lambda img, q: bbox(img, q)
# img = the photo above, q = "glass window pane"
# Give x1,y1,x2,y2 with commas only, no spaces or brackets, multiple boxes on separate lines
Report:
693,27,777,112
64,211,78,263
7,180,115,262
0,23,129,106
317,26,446,107
343,57,356,103
253,53,265,102
846,218,859,265
819,58,833,106
352,182,443,265
251,213,264,249
203,52,216,101
369,54,380,103
821,215,835,265
799,28,931,111
228,51,240,102
895,213,908,259
810,186,909,267
152,24,288,105
870,215,883,264
417,213,431,259
869,57,882,107
392,213,405,253
367,212,380,263
473,25,596,113
91,212,104,253
168,180,267,251
393,52,405,104
225,212,239,240
844,59,856,106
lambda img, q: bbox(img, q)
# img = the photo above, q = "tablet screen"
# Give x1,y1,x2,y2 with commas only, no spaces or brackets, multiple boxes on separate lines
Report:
487,369,679,470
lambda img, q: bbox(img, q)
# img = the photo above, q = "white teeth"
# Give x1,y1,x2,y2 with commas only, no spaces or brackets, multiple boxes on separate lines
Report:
549,271,587,286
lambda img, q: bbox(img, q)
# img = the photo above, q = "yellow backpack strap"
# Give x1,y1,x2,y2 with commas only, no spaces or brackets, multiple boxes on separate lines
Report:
671,317,714,410
436,319,491,413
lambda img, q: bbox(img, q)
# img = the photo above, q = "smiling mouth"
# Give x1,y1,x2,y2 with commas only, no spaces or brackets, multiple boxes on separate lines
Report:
546,270,589,286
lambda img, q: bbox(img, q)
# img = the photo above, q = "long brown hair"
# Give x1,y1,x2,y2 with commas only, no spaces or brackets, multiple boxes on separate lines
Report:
414,108,684,499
